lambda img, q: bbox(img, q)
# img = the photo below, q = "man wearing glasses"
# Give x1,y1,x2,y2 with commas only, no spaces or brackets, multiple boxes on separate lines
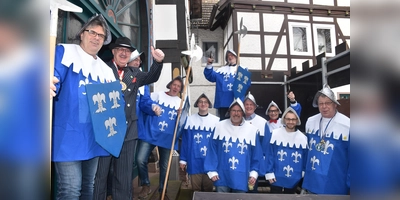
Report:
204,98,263,193
179,94,219,192
51,14,115,200
265,91,302,132
301,84,350,195
264,107,307,194
93,37,165,200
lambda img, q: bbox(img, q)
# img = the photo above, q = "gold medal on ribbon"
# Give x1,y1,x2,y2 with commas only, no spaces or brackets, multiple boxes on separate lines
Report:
120,81,127,91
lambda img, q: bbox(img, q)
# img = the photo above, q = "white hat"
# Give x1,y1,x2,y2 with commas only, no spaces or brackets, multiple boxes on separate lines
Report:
265,101,282,115
312,84,341,107
244,92,258,107
225,49,237,63
281,107,301,126
225,98,245,118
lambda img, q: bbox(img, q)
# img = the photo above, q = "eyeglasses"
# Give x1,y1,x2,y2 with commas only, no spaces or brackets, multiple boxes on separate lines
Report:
115,47,132,54
284,118,297,122
230,109,242,114
268,109,279,113
318,101,334,107
85,29,106,40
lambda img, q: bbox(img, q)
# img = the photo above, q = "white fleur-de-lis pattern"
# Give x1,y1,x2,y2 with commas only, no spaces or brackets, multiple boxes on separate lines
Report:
265,127,308,189
302,113,350,194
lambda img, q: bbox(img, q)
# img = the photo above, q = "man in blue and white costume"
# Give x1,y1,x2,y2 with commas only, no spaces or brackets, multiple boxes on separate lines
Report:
136,76,185,199
179,94,219,192
265,107,307,194
243,92,270,193
204,98,263,193
302,84,350,195
204,50,250,120
51,14,115,200
265,91,302,132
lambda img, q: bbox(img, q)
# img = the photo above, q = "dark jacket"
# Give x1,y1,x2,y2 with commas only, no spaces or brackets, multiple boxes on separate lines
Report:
106,59,163,140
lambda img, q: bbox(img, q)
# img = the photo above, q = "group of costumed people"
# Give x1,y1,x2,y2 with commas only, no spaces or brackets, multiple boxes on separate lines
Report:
50,13,349,200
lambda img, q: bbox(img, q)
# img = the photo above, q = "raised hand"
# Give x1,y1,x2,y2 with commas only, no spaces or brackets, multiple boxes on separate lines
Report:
151,46,165,63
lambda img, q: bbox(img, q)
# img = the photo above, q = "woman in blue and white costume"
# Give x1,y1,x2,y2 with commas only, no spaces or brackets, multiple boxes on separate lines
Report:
51,14,115,200
204,98,263,193
204,50,250,120
265,107,307,194
302,85,350,195
136,76,184,199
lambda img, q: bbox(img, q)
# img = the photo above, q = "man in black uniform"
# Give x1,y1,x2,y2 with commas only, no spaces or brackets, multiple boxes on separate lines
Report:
93,37,165,200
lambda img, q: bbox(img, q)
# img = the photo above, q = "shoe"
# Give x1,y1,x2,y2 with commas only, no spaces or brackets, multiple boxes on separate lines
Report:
138,185,152,199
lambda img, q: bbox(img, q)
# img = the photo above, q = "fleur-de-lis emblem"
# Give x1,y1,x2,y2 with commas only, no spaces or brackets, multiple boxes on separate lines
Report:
79,78,90,95
229,156,239,170
159,121,168,131
309,138,316,150
93,92,107,113
109,90,121,109
243,76,249,84
291,151,302,163
223,73,230,81
237,72,243,81
227,83,233,91
223,141,232,153
283,165,294,177
200,146,207,156
194,133,203,144
104,117,117,137
277,149,287,161
237,142,248,154
168,110,177,120
159,108,165,117
322,140,334,155
206,133,212,138
237,84,243,93
310,156,320,170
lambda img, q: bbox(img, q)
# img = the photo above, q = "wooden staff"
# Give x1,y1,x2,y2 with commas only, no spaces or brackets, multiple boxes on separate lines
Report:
160,65,191,200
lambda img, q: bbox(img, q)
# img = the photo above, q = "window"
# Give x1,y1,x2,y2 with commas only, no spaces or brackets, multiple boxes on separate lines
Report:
288,22,312,55
203,42,219,63
313,24,336,57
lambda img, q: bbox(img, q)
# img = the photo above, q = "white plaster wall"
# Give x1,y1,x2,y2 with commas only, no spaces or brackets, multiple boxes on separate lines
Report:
288,0,309,4
264,35,287,55
153,5,177,40
237,12,260,31
313,0,334,6
153,63,172,93
337,0,350,7
337,18,350,37
288,15,309,21
241,34,261,54
313,17,334,22
269,58,288,71
241,57,262,70
263,13,284,32
262,0,284,2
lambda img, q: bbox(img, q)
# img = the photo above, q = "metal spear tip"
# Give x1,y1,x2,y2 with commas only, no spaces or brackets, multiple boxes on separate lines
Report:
181,33,203,63
50,0,82,13
234,25,247,38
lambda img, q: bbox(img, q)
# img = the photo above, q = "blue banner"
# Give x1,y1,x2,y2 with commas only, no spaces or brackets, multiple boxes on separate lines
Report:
86,81,127,157
233,66,252,100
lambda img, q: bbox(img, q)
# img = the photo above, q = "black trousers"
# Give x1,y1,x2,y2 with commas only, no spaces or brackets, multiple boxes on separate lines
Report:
93,139,138,200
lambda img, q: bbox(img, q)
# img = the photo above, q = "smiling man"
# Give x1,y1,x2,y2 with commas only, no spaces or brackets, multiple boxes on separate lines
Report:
302,84,350,195
93,37,165,200
264,107,307,194
204,98,263,193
